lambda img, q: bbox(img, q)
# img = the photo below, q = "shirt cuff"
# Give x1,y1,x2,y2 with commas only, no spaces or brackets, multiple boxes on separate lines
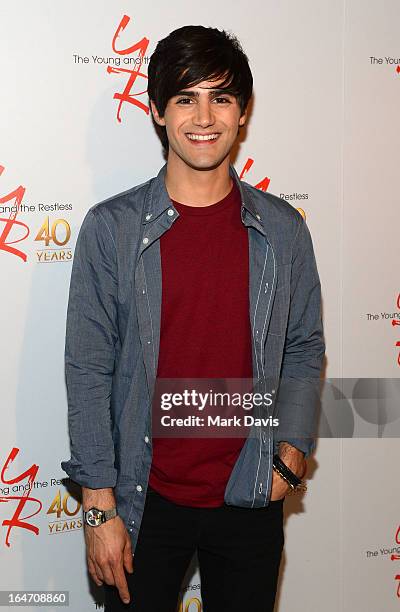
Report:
273,438,315,459
60,459,117,490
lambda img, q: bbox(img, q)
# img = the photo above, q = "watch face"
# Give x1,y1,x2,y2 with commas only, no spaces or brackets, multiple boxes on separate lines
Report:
85,508,103,527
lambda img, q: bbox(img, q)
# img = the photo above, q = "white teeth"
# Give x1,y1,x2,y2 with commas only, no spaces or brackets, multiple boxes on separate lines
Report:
187,133,219,141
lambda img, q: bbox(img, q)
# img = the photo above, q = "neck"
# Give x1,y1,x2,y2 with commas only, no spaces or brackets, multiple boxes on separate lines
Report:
164,153,233,206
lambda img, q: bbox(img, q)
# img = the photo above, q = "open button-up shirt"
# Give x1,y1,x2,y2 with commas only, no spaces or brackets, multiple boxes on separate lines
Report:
61,163,325,548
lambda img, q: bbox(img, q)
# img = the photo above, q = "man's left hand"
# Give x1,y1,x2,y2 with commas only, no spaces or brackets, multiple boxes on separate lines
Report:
270,442,306,501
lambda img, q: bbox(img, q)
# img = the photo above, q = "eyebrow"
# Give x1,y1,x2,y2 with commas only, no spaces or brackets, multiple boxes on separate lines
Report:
174,88,237,98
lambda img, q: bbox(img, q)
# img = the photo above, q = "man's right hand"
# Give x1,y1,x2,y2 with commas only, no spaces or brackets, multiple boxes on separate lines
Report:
84,514,133,605
82,487,133,605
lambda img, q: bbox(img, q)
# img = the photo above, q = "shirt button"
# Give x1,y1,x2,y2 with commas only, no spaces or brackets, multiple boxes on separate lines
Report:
256,213,261,220
142,237,149,245
131,520,135,524
136,485,142,492
144,436,149,443
167,208,174,216
145,213,152,220
147,340,151,344
128,527,133,532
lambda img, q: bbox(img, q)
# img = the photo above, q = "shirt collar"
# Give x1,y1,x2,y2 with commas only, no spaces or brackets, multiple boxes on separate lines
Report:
143,162,266,236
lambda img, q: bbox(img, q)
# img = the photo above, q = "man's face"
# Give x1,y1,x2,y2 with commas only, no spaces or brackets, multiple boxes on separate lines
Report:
150,78,247,171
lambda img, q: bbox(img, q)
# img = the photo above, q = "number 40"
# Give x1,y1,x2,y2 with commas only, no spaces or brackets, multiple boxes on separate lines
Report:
34,216,70,247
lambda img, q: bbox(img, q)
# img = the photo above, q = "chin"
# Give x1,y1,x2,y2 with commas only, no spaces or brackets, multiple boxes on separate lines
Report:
189,160,222,171
183,152,230,172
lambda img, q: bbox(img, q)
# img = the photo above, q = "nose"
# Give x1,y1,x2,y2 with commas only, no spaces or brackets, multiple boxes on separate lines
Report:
193,99,215,128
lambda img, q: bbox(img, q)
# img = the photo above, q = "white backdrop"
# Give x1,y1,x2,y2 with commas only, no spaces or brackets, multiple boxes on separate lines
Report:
0,1,399,610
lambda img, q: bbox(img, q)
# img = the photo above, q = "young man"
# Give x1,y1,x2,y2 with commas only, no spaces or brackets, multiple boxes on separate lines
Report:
61,25,325,611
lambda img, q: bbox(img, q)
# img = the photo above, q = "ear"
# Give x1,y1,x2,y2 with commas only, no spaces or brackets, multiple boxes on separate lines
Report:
238,108,247,127
150,100,166,127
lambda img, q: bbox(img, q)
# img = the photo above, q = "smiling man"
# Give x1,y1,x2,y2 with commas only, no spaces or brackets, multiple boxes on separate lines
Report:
151,78,246,176
61,25,325,612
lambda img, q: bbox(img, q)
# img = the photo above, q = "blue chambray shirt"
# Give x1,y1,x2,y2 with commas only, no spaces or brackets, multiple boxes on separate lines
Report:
61,162,325,548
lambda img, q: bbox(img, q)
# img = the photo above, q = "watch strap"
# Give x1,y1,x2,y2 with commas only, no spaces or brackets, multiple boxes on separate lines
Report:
103,507,117,522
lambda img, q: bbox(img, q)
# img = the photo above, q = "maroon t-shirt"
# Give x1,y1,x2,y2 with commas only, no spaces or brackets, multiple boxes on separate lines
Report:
148,179,253,506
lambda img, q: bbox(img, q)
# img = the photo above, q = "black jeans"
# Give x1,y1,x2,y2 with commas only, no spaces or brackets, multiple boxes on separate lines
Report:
104,487,284,611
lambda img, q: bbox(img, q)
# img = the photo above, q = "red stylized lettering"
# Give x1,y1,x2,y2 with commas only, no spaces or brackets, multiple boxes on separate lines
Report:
239,158,271,192
108,15,150,121
392,525,400,597
395,295,400,367
0,165,29,261
0,448,42,547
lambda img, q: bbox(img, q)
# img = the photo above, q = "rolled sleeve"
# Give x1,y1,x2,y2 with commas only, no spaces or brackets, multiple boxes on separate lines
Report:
273,215,325,458
60,208,118,489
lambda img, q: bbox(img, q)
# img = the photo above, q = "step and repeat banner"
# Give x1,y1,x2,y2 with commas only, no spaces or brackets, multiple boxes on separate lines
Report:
1,1,399,610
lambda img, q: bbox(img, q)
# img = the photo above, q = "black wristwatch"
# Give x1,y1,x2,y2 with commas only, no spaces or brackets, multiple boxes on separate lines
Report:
83,507,117,527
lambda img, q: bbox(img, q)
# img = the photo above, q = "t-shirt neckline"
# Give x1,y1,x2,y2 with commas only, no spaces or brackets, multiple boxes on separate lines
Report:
170,180,238,216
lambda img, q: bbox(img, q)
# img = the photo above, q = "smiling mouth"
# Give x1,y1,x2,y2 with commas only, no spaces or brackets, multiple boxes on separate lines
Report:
186,133,220,142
